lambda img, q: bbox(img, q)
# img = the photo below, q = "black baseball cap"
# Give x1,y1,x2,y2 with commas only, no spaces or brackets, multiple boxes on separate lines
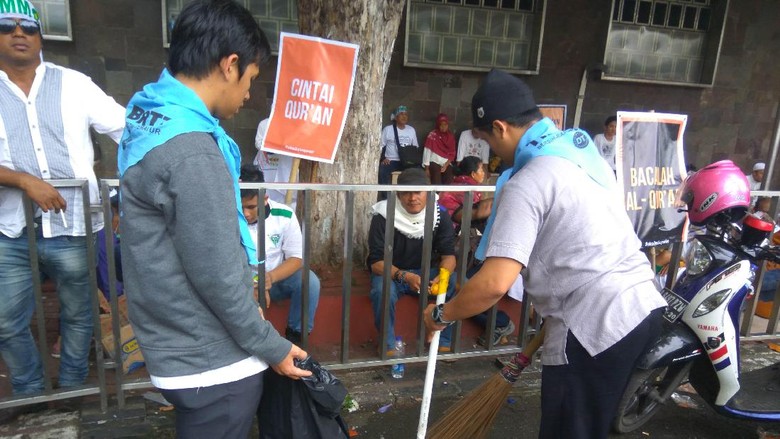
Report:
471,69,537,128
397,168,430,186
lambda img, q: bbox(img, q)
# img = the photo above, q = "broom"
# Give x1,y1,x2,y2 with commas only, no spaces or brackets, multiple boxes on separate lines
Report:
417,268,452,438
426,325,546,439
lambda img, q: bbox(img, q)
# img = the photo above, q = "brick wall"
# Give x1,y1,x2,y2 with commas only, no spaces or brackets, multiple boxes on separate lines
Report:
42,0,779,187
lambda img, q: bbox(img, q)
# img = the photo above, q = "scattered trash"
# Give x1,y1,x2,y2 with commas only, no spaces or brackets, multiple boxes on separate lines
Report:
0,374,5,378
642,432,650,436
160,405,175,412
348,427,359,437
343,394,360,413
97,420,107,425
670,392,698,409
442,381,448,386
377,403,392,413
507,397,516,404
143,391,172,406
766,342,780,354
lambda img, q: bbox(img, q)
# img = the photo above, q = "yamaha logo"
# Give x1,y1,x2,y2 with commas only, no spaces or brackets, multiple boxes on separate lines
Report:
477,107,485,118
699,192,718,212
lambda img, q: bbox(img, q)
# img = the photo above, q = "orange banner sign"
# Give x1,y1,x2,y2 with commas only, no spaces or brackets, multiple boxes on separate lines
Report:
263,33,359,163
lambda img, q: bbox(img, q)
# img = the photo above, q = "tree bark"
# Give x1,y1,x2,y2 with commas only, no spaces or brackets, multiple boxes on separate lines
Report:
296,0,405,265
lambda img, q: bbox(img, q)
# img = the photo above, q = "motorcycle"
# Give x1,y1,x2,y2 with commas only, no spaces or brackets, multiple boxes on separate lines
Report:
613,160,780,433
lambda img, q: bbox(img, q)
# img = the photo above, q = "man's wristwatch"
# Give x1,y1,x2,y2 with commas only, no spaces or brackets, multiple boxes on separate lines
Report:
431,303,455,326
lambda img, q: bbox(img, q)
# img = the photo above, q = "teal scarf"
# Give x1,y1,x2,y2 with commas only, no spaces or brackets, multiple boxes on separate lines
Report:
475,118,614,261
118,69,258,265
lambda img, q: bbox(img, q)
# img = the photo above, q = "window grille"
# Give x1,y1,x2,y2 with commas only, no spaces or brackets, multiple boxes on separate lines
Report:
405,0,546,74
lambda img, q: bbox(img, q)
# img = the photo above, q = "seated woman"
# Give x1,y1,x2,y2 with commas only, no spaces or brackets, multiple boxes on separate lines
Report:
438,156,493,232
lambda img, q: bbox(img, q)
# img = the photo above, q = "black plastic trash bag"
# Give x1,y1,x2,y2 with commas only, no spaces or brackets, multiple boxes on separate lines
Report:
258,356,349,439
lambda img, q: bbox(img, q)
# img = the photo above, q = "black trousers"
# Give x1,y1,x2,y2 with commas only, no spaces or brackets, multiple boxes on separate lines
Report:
160,371,264,439
539,308,663,439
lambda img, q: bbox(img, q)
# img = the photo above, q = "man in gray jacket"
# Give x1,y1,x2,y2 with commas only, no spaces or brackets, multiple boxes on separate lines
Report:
118,1,309,437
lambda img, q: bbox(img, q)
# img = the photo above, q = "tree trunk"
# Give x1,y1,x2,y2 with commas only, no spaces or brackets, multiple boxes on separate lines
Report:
296,0,405,265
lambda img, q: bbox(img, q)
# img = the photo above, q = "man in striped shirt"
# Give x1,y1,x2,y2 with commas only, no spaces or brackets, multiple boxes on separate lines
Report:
0,0,125,396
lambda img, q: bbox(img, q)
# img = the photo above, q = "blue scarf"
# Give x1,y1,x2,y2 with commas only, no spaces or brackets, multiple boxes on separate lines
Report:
117,69,258,265
475,118,614,261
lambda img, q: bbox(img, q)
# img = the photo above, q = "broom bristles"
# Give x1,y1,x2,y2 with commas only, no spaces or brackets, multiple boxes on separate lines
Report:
427,373,513,439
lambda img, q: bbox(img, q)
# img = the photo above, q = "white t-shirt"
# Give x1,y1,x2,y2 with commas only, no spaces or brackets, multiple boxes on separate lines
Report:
485,156,665,365
593,133,617,171
253,118,297,207
456,130,490,164
747,174,761,206
381,124,418,161
248,199,302,271
150,356,267,390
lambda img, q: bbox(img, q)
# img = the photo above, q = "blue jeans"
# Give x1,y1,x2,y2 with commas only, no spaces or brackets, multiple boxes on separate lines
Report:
0,229,96,394
269,269,320,333
369,267,455,350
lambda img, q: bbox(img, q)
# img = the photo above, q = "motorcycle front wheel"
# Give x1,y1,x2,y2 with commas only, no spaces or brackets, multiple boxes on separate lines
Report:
612,363,692,433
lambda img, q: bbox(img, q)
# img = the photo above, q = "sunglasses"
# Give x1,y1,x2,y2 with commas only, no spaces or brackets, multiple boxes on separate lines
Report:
0,18,40,36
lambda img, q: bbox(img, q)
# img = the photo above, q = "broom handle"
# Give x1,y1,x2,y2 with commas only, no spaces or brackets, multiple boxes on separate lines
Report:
417,289,447,439
520,325,545,359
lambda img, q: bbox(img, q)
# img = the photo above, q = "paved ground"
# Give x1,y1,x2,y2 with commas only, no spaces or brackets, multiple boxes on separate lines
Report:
1,340,779,438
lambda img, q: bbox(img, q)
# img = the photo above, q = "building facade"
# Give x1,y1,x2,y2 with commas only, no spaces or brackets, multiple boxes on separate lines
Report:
41,0,779,186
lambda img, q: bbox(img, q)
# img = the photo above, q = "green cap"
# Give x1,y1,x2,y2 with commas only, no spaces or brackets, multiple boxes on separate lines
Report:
0,0,42,26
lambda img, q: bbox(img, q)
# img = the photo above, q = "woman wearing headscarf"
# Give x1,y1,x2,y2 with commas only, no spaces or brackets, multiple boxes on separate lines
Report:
423,113,456,185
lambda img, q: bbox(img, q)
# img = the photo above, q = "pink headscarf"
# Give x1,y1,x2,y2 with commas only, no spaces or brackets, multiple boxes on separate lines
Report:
424,113,456,160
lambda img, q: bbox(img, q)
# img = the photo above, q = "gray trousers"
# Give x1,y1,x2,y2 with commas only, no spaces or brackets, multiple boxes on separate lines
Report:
160,371,264,439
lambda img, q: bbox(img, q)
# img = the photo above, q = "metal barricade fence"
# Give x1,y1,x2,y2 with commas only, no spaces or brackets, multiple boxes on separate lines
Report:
0,179,110,412
2,179,778,413
234,181,540,373
740,190,780,338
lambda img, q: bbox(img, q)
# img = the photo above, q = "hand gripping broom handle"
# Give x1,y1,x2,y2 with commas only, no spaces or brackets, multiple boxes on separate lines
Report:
500,325,546,383
417,269,451,439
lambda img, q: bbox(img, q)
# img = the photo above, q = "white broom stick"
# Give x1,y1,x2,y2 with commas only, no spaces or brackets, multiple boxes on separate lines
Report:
417,269,450,438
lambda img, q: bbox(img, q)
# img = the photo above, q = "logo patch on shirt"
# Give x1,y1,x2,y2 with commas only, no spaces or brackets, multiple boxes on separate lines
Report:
572,131,589,149
270,234,281,247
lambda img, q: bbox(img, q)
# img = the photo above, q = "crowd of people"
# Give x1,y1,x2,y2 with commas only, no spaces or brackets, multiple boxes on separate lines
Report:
377,105,493,188
1,0,777,436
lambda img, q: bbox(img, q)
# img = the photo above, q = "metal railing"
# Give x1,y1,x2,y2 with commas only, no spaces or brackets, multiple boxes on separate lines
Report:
236,181,539,372
0,179,110,411
2,179,778,414
740,190,780,338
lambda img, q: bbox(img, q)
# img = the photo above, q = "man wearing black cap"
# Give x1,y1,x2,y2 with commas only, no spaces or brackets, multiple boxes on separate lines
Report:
369,168,457,353
424,69,666,438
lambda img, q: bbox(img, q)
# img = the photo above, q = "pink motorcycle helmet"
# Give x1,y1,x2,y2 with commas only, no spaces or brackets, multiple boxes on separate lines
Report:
679,160,750,226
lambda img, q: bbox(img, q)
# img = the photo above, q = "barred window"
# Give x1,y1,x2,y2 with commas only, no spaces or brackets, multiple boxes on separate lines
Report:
603,0,728,86
612,0,711,31
162,0,299,51
404,0,546,74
